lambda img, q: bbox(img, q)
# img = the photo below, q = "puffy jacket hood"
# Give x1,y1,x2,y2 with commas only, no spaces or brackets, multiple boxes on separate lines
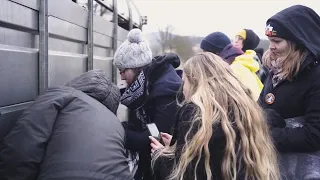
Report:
233,50,260,73
65,69,120,114
150,53,181,70
147,53,182,98
231,50,263,100
219,44,244,64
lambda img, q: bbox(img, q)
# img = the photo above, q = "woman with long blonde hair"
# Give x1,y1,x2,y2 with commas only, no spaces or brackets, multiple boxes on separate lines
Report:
150,52,280,180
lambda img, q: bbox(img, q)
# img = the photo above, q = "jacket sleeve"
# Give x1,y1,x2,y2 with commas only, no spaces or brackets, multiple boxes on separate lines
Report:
125,96,178,152
0,87,74,180
153,103,196,179
271,79,320,152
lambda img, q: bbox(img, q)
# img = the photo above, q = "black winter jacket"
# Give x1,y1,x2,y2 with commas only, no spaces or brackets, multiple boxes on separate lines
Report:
0,70,133,180
260,5,320,152
153,103,244,180
122,53,182,180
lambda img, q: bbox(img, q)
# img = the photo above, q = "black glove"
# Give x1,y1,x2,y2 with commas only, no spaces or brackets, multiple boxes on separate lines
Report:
264,108,286,128
121,121,128,130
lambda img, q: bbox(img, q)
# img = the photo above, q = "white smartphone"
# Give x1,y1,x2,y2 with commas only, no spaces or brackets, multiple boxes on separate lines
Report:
146,123,164,144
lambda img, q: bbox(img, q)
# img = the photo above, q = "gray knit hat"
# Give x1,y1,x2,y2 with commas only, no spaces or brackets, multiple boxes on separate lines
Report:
65,69,120,114
113,28,152,70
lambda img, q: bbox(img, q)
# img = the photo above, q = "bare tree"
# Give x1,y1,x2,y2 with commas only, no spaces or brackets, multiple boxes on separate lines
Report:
172,35,195,63
150,42,162,57
151,25,195,62
156,25,174,53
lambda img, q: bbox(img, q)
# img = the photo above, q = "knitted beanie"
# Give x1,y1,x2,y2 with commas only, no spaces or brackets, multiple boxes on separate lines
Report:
236,29,260,51
200,32,231,54
113,28,152,70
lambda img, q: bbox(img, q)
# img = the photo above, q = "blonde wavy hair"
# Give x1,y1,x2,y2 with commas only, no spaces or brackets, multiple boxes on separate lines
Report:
152,52,280,180
263,40,307,81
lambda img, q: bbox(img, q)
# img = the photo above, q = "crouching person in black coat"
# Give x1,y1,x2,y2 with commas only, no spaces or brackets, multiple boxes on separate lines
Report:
0,69,134,180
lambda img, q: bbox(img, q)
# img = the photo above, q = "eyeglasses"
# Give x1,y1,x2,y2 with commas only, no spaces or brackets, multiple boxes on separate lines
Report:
119,69,127,74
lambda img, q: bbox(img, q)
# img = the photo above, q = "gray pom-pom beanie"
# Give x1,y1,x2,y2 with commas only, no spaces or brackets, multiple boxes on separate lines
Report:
113,28,153,70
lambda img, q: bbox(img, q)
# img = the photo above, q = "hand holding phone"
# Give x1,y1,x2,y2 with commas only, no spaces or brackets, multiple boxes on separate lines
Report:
146,123,164,145
160,133,172,147
149,136,164,155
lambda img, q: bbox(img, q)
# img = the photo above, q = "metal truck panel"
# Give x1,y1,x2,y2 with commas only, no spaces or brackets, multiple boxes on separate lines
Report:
0,46,38,107
0,0,140,137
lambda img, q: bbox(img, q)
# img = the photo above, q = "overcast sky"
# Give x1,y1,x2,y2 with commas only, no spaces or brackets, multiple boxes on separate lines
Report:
134,0,320,39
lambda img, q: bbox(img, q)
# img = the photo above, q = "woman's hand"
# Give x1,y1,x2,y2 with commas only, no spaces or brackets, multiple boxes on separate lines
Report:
149,136,164,153
149,136,165,159
160,132,172,147
149,133,172,156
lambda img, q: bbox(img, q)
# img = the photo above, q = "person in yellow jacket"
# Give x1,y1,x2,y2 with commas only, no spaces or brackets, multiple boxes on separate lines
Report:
200,31,263,100
233,29,269,84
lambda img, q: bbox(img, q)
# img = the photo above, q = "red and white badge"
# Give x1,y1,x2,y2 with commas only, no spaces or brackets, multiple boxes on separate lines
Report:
265,93,275,105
